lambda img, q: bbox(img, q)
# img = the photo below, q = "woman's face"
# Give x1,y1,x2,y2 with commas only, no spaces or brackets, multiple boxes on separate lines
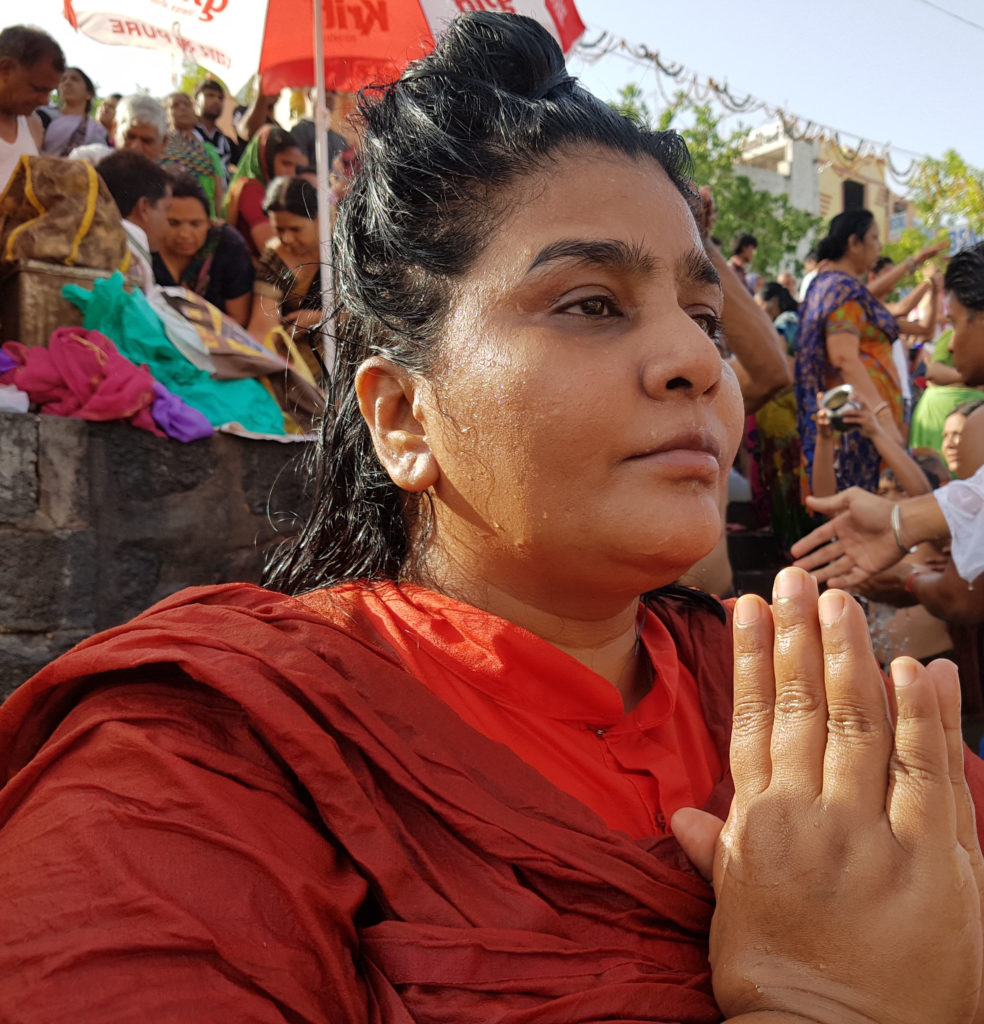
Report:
166,92,197,132
58,69,91,107
161,196,210,258
942,412,966,474
272,146,305,178
853,221,882,274
269,209,318,259
407,147,744,608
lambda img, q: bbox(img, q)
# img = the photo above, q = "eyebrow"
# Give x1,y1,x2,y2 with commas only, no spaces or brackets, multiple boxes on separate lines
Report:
526,237,720,289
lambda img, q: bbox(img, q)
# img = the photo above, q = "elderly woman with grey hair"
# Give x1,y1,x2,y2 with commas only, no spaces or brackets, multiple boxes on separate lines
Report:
113,93,167,162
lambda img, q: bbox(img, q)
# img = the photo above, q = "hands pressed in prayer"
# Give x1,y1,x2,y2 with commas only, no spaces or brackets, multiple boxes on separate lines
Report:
673,567,984,1024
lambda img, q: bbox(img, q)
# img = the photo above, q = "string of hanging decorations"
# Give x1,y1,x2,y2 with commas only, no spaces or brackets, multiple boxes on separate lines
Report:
574,32,923,186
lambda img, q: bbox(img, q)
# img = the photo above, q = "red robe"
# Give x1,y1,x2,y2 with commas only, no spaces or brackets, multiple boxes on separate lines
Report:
0,582,979,1023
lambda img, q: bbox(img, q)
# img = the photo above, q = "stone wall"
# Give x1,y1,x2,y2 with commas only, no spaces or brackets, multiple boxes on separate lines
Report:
0,412,309,698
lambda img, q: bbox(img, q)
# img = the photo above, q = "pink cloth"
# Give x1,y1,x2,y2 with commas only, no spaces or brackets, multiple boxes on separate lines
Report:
1,328,163,435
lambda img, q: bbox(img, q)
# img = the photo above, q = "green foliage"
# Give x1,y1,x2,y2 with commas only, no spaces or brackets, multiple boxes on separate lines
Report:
177,60,225,99
906,149,984,235
609,85,822,277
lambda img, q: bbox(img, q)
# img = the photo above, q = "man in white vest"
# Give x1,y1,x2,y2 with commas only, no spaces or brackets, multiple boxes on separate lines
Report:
0,26,64,190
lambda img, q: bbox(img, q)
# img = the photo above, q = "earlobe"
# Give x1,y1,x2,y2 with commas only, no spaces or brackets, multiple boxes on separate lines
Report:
355,357,439,493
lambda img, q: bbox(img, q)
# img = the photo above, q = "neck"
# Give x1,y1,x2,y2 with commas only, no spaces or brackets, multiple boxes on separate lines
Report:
199,115,217,130
62,101,86,117
162,250,192,278
826,257,863,280
415,551,653,707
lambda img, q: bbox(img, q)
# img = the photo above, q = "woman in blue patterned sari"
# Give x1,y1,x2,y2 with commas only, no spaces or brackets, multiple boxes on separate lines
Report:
795,210,902,497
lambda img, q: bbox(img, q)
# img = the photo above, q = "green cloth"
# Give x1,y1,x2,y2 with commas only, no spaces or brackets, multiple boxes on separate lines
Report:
910,331,983,453
222,128,273,220
63,272,287,434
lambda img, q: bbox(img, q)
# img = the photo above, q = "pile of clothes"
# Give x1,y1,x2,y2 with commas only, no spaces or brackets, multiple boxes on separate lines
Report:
1,272,325,440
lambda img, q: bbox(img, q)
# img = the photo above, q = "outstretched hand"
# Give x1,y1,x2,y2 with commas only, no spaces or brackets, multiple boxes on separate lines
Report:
789,488,902,587
673,568,984,1024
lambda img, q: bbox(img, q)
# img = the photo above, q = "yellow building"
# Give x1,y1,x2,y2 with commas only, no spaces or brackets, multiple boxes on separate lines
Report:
816,139,895,240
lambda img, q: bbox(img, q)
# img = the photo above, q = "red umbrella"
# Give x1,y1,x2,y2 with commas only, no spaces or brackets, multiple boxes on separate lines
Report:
62,0,585,92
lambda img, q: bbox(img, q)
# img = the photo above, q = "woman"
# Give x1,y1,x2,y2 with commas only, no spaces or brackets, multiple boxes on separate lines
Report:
40,66,107,156
1,15,982,1022
151,172,254,325
795,210,904,495
755,280,799,356
248,175,323,374
223,124,305,259
749,281,812,547
910,326,984,452
942,398,984,478
161,91,226,217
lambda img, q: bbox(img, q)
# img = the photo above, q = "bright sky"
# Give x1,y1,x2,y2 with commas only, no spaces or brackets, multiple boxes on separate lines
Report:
22,0,984,176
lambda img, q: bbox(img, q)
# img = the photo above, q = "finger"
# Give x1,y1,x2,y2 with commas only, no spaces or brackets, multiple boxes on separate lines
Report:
887,657,955,850
790,520,840,562
932,660,982,864
792,542,842,575
671,807,725,882
731,593,775,804
769,568,826,798
818,590,893,814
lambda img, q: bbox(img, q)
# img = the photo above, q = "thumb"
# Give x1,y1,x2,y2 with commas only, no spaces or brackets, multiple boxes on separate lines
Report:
805,491,851,515
671,807,725,882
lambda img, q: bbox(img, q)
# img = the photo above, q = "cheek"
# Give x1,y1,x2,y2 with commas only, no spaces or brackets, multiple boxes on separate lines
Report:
717,360,746,459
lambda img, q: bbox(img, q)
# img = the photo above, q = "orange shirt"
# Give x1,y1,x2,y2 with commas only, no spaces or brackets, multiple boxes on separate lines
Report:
299,583,723,839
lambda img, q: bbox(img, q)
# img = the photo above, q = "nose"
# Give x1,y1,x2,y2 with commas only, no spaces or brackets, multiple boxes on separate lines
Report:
639,315,724,401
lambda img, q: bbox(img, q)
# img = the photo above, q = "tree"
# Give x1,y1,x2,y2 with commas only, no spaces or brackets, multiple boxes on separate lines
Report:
610,85,822,278
906,149,984,236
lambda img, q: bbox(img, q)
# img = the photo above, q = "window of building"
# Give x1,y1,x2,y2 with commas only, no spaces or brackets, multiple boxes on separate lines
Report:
843,179,865,210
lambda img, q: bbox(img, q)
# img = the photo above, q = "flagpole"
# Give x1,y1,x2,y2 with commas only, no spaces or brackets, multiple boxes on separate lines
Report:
312,0,335,372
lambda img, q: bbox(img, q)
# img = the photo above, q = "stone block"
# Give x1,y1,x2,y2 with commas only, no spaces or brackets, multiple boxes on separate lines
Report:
0,413,38,523
94,420,219,501
37,415,90,529
0,528,97,632
0,630,89,702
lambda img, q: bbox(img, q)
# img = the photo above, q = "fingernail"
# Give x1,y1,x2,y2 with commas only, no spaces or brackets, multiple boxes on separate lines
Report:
818,590,846,627
774,568,803,600
892,658,918,688
734,595,760,626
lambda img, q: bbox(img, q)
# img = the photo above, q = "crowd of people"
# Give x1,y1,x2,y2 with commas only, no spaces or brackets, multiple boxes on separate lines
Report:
716,209,984,713
0,24,361,376
3,12,984,1023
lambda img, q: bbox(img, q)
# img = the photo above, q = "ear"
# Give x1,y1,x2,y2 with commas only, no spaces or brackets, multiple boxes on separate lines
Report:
130,195,149,228
355,357,439,493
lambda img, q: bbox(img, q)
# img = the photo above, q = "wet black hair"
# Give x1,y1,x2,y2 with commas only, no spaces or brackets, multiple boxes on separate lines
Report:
816,209,874,263
944,241,984,319
262,175,317,219
757,280,798,313
168,171,210,216
0,25,65,71
265,11,700,594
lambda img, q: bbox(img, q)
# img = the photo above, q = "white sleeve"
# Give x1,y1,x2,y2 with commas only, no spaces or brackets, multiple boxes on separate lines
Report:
935,464,984,583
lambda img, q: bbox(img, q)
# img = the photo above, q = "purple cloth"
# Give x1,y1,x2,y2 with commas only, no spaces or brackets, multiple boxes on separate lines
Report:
0,352,18,376
150,383,214,442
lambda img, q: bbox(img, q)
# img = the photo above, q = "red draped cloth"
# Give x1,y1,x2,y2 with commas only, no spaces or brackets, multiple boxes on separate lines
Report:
1,327,163,434
0,581,981,1022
